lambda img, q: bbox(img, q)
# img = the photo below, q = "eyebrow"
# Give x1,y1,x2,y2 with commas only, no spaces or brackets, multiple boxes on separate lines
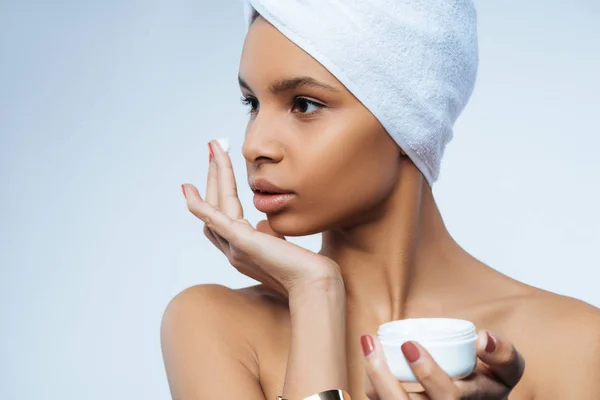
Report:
238,75,341,94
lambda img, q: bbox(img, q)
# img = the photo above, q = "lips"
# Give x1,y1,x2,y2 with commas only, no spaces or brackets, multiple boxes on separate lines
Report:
249,178,295,213
249,178,294,195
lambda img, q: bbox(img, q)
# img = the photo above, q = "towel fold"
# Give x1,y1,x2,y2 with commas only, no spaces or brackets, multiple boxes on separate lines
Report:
241,0,478,185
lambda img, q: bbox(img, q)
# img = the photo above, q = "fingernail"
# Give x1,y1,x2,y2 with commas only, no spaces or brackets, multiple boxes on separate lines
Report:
485,331,497,353
401,341,420,363
360,335,375,357
208,142,214,163
181,184,187,199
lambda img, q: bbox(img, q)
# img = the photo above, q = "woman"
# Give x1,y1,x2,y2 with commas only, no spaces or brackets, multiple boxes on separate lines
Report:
161,3,600,399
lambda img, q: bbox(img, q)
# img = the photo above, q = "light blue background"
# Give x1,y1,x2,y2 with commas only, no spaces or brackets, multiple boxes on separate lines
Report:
1,1,598,399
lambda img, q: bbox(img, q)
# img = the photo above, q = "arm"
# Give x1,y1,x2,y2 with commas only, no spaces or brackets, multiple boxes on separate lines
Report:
175,143,351,399
536,306,600,399
161,282,350,400
557,349,600,399
161,280,350,400
161,285,267,400
281,277,349,399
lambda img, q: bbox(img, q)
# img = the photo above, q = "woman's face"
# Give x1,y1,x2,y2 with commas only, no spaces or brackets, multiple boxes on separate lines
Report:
239,16,403,236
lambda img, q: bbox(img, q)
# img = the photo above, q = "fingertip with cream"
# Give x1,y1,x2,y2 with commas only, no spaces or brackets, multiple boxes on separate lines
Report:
216,137,230,153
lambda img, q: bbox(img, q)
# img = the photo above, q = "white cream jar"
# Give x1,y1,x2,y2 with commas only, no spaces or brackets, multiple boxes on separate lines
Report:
377,318,478,382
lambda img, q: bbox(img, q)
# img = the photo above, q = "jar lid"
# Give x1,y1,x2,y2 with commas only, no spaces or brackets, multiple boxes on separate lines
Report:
377,318,476,344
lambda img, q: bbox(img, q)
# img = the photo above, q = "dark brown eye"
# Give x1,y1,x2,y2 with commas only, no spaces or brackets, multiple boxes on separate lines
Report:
292,97,324,114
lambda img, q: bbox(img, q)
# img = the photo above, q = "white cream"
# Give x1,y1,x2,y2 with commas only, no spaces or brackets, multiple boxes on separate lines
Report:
378,318,477,382
216,137,230,153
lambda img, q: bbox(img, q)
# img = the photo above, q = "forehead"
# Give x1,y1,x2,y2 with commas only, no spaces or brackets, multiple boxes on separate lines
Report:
238,18,341,88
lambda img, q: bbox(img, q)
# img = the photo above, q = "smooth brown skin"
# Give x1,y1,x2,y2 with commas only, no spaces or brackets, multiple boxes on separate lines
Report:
161,16,600,400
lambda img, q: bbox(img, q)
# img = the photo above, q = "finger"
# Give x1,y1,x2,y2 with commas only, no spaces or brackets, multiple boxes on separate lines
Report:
204,150,227,248
402,341,461,399
475,330,525,388
205,143,219,208
256,220,287,240
210,139,244,220
362,334,409,400
203,225,228,250
453,359,509,399
407,393,427,400
185,183,280,263
183,183,247,243
185,183,329,284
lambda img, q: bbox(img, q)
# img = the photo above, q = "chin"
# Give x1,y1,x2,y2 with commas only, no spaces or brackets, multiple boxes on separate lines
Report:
266,211,325,237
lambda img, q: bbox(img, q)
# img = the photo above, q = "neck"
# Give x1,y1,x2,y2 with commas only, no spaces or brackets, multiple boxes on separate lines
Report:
319,165,470,324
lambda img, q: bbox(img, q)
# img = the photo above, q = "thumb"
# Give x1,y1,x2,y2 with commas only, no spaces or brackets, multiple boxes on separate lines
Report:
256,220,287,240
476,330,525,389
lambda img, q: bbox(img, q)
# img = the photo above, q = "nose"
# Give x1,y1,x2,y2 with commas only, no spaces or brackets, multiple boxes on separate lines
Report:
241,114,284,166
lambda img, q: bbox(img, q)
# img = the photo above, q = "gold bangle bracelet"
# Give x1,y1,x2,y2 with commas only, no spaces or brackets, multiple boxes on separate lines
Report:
277,389,351,400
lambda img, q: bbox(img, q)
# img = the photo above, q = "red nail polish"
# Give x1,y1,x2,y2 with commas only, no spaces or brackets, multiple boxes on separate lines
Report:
361,335,375,357
181,184,187,199
401,341,420,363
208,142,214,163
485,332,497,353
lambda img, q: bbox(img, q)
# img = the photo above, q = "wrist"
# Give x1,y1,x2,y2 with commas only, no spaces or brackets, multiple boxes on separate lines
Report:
287,272,345,302
282,271,348,399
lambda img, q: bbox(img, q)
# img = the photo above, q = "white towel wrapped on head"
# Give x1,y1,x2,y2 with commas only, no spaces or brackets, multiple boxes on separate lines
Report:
241,0,478,186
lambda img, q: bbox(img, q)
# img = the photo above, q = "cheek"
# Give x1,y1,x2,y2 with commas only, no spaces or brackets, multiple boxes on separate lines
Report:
314,122,399,215
273,143,398,235
321,151,398,217
264,108,399,236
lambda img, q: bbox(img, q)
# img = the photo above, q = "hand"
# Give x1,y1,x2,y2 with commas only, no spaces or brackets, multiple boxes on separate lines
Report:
362,330,525,399
181,139,342,297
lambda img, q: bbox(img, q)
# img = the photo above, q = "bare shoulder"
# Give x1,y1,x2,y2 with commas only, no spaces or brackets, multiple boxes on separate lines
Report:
507,288,600,398
160,283,291,398
514,287,600,341
162,283,288,317
161,283,290,349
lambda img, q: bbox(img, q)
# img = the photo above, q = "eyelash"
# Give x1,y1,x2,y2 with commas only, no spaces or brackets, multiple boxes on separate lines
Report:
239,95,325,116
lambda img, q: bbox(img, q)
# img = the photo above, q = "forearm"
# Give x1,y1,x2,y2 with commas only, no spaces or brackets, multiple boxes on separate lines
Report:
281,278,348,399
